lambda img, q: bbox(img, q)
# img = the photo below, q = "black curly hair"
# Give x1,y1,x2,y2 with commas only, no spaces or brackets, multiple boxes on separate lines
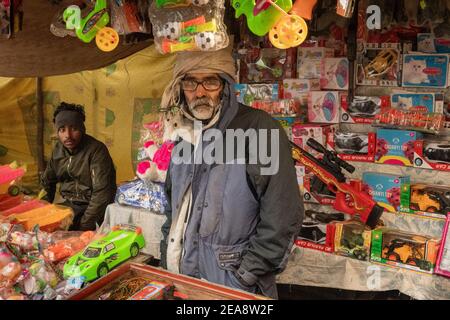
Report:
53,102,86,124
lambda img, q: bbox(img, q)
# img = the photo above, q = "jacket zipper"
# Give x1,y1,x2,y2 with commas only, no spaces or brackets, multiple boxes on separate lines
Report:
67,156,80,200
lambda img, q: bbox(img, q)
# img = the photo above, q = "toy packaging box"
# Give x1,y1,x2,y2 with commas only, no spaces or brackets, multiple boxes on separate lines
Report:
409,184,450,219
251,99,300,117
435,214,450,278
340,95,390,124
303,174,336,206
375,128,423,166
414,140,450,172
308,91,340,124
362,172,410,213
371,228,441,274
282,78,320,104
418,34,450,54
391,92,443,114
274,116,297,140
327,131,376,162
292,123,337,158
402,54,449,88
296,46,334,79
320,58,349,90
295,165,306,195
298,46,334,60
234,83,279,106
296,210,348,253
238,47,297,83
334,220,372,261
355,44,401,87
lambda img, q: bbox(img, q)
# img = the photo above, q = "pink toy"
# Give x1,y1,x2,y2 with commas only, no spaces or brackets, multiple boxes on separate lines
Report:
435,213,450,278
137,140,174,183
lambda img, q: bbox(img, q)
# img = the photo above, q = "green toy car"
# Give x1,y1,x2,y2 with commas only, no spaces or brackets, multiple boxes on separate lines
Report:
63,224,145,282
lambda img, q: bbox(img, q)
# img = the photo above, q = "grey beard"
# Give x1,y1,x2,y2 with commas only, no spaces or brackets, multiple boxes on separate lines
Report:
187,97,220,121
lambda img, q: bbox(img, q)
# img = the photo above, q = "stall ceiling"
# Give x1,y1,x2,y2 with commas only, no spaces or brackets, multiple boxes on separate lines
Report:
0,0,151,78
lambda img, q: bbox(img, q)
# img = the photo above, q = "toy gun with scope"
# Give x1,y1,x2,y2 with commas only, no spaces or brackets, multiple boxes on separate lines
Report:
291,138,383,228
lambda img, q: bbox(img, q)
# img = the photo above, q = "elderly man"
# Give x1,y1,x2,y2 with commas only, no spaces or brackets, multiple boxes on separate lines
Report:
159,49,303,299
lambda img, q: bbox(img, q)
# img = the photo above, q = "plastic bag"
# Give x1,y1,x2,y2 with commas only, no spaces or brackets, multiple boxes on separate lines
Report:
110,0,152,35
44,231,96,263
149,0,228,54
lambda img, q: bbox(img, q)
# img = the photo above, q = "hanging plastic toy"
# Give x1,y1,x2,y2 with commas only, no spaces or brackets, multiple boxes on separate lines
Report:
63,0,120,52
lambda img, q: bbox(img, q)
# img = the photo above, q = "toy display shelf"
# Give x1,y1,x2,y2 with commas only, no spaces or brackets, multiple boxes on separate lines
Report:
277,246,450,300
68,262,269,300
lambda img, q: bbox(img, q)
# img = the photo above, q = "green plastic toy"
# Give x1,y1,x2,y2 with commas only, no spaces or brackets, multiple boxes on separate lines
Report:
232,0,292,36
63,0,110,43
63,224,145,282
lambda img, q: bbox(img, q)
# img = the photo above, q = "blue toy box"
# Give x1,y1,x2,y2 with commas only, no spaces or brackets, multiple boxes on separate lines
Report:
402,54,449,88
115,179,168,214
375,129,423,166
362,172,410,213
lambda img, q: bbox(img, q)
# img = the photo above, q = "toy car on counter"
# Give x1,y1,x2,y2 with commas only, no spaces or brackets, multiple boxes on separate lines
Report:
63,224,145,282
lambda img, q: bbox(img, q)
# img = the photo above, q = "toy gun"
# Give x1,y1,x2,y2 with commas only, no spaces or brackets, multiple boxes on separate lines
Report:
291,138,383,228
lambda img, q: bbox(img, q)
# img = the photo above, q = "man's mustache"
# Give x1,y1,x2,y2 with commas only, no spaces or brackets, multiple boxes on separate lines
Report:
189,97,214,109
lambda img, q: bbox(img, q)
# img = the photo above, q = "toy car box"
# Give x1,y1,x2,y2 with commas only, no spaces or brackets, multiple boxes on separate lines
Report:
320,58,349,90
308,91,340,124
355,44,401,87
327,131,376,162
414,140,450,172
362,172,410,213
435,214,450,278
238,47,296,83
234,83,279,106
402,54,449,88
409,184,450,219
371,228,440,274
390,92,444,114
375,128,423,166
334,220,371,261
340,95,390,124
292,123,337,158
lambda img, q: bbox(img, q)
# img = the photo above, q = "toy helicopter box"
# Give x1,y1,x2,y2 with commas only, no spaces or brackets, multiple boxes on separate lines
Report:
375,129,423,166
402,54,449,88
418,33,450,54
413,140,450,172
327,131,376,162
435,214,450,278
234,83,279,106
320,58,349,90
370,228,440,274
334,220,371,261
340,95,390,124
355,43,401,87
362,172,410,213
308,91,340,123
391,92,443,114
409,184,450,219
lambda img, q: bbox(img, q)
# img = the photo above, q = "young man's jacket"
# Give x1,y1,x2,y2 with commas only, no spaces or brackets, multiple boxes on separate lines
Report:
41,134,117,230
160,74,304,298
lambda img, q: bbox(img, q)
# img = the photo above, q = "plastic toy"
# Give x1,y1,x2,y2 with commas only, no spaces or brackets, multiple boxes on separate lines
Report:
423,143,450,164
0,162,26,196
364,49,398,78
410,184,450,215
137,140,174,183
63,224,145,282
334,132,368,154
335,220,371,261
63,0,119,52
347,96,381,117
374,109,445,134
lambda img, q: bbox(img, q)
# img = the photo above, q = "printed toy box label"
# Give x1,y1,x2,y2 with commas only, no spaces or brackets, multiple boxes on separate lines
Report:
414,140,450,172
370,228,440,274
418,33,450,54
375,128,422,166
340,95,390,124
327,131,376,162
308,91,340,124
320,58,349,90
234,84,279,106
402,54,449,88
362,172,410,213
391,93,437,113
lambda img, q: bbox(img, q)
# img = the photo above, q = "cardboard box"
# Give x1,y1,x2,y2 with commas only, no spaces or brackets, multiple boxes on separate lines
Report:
308,91,340,124
303,173,336,205
295,221,338,253
391,92,444,114
362,172,410,213
292,123,337,158
418,33,450,54
334,220,371,261
375,129,423,166
409,184,450,219
340,95,390,124
371,228,440,274
435,214,450,278
413,140,450,172
402,54,449,88
251,99,300,117
320,58,349,90
234,83,279,106
327,131,376,163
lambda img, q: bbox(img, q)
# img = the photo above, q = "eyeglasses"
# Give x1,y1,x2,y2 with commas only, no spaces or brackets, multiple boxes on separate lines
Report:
181,78,222,91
